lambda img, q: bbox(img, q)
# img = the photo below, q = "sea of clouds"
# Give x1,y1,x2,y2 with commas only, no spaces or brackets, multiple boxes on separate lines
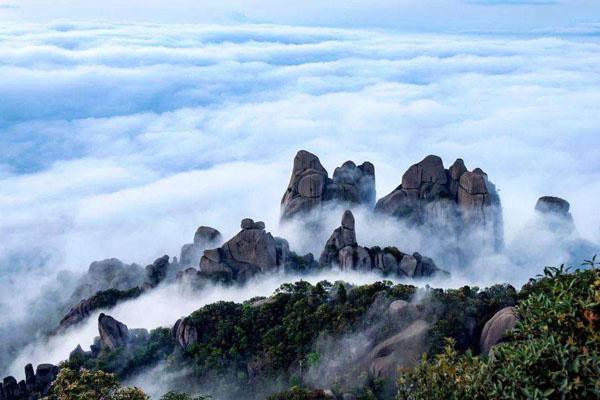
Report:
1,21,600,377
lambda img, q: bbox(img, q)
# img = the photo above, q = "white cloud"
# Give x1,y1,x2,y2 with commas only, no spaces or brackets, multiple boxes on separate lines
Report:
1,21,599,374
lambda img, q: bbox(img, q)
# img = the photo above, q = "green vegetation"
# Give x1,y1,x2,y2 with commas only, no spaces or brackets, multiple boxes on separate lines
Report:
397,262,600,400
64,327,176,377
58,259,600,399
266,386,328,400
44,368,148,400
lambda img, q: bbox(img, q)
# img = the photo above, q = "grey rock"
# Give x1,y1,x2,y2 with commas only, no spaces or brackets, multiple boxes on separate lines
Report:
535,196,571,217
174,318,198,348
479,306,517,355
144,255,170,288
319,210,444,278
98,313,129,351
368,320,429,379
180,226,222,267
68,258,144,305
281,150,376,220
199,219,289,282
376,155,504,261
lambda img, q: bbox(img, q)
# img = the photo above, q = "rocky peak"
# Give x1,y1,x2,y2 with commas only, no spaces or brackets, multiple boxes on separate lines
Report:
319,210,444,278
535,196,571,217
143,255,170,288
281,150,375,220
375,155,503,260
1,364,58,400
98,313,129,351
199,218,289,282
180,225,222,268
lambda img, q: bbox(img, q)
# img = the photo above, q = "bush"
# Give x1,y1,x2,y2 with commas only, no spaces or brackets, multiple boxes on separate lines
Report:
397,263,600,400
44,368,148,400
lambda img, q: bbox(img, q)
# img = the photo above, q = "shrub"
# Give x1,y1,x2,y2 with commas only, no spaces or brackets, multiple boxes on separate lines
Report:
397,263,600,400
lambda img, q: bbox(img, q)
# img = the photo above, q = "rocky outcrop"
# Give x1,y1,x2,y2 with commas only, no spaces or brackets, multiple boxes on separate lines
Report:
172,318,198,348
98,313,129,351
375,155,503,255
319,210,444,278
198,218,289,282
535,196,571,217
143,255,171,288
180,226,222,267
68,258,144,304
0,363,58,400
54,287,142,334
479,306,517,355
368,319,429,378
281,150,375,220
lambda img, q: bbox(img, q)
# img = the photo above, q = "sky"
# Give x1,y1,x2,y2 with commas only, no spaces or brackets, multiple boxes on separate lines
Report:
0,0,599,377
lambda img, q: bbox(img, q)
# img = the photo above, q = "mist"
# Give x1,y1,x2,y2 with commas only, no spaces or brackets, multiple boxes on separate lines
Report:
1,20,599,388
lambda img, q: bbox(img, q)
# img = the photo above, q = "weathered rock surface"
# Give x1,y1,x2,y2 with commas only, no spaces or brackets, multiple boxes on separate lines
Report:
375,155,503,255
535,196,572,220
54,286,142,334
319,210,445,278
281,150,375,220
198,219,289,282
68,258,144,304
479,306,517,355
180,226,222,267
172,318,198,348
0,363,58,400
368,319,429,378
143,255,171,288
98,313,129,351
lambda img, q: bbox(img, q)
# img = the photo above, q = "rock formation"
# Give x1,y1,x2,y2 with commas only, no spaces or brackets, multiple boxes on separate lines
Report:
68,258,144,304
54,287,142,334
535,196,572,218
143,255,171,288
172,318,198,349
281,150,375,220
198,218,290,282
98,313,129,351
319,210,444,278
180,226,222,267
479,306,517,355
368,319,429,378
375,155,503,262
0,363,58,400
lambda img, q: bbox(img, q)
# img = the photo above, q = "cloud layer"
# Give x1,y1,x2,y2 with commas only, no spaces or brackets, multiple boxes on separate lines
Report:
1,21,599,375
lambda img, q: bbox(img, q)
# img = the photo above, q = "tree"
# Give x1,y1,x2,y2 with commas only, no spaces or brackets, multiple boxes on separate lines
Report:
44,368,148,400
160,392,211,400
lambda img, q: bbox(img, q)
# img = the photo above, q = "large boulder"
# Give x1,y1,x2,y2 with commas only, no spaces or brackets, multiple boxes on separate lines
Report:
368,320,429,378
143,255,170,288
319,210,445,278
180,226,222,267
479,306,517,355
172,318,198,348
535,196,572,219
68,258,144,304
199,219,289,282
98,313,129,351
281,150,375,220
375,155,503,263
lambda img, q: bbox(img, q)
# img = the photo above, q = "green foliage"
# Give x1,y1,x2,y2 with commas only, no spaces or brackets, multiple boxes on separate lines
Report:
266,386,328,400
397,264,600,400
160,391,211,400
44,368,148,400
428,283,517,354
64,327,176,378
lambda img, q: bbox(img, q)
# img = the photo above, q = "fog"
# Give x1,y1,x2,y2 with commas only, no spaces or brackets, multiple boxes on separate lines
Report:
1,21,599,386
